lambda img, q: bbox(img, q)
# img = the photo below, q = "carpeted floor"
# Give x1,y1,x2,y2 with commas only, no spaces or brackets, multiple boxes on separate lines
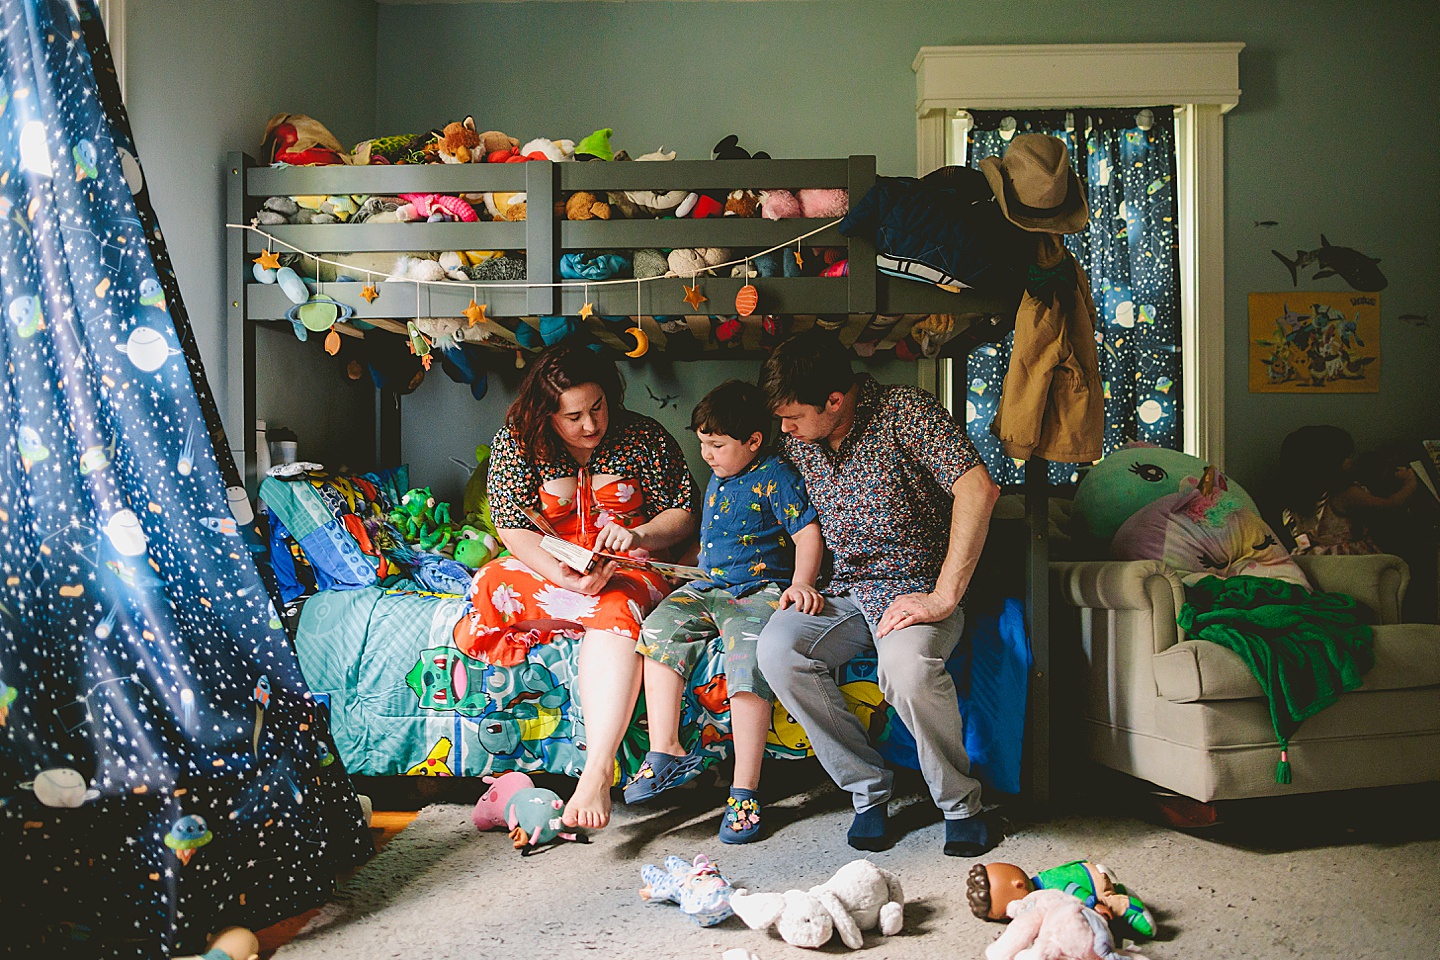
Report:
273,768,1440,959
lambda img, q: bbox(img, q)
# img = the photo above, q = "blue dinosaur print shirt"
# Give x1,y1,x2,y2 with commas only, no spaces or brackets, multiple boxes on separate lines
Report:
699,455,819,597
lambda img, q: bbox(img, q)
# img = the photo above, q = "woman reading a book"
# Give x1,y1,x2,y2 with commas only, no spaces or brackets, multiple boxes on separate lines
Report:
454,345,698,830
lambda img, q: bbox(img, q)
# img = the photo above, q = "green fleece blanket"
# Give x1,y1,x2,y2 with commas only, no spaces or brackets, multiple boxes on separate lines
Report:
1178,575,1374,782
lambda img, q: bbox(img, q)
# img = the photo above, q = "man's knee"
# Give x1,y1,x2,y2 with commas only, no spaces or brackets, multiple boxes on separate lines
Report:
876,635,947,701
756,615,806,687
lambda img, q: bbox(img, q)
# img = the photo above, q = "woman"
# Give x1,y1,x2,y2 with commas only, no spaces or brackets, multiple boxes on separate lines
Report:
456,345,698,829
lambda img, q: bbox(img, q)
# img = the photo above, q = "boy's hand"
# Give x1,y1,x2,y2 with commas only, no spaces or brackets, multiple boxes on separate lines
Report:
779,583,824,615
594,522,644,555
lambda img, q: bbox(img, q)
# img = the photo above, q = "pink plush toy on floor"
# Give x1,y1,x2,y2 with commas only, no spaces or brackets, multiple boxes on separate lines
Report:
472,771,535,830
473,771,587,855
985,890,1147,960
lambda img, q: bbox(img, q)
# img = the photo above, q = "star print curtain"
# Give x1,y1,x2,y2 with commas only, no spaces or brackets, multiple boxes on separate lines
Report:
964,109,1183,485
0,2,371,955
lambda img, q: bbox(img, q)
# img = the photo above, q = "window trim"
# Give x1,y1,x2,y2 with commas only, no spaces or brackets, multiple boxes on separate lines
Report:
99,0,126,98
913,42,1243,470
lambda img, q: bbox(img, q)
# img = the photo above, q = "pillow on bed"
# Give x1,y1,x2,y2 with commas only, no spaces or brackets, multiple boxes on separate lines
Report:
259,467,406,592
1112,472,1310,588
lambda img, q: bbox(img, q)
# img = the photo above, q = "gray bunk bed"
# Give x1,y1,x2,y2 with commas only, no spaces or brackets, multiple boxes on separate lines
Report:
225,152,1056,803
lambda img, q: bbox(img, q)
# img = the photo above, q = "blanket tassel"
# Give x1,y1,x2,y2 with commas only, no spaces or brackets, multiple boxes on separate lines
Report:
1275,745,1292,785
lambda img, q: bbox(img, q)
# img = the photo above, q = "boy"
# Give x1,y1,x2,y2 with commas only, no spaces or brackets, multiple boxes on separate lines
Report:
626,380,822,843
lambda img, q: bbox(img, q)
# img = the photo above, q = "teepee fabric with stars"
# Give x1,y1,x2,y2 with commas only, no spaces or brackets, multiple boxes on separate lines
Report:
0,2,371,954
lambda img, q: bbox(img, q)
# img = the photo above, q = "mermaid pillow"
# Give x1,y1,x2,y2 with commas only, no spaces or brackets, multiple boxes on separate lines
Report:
1112,469,1310,588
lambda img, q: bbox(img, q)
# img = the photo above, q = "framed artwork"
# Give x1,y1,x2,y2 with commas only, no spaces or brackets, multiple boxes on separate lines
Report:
1248,291,1380,393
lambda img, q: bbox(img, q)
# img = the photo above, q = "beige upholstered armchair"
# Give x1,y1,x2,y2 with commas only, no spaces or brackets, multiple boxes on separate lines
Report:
1050,552,1440,802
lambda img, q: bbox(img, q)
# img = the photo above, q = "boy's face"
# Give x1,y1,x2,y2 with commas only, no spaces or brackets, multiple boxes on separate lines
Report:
697,429,764,478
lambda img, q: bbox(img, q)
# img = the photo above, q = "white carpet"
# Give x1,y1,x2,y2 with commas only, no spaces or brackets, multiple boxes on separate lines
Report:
273,772,1440,959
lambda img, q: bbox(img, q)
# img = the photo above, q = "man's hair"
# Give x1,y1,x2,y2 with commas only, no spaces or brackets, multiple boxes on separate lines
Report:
757,329,855,410
691,380,769,443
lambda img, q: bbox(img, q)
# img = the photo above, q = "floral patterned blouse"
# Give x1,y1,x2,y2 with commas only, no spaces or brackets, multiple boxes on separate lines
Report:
488,411,699,543
781,375,984,622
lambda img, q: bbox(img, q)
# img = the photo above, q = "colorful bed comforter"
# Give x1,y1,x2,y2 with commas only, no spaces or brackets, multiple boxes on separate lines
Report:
294,585,1028,790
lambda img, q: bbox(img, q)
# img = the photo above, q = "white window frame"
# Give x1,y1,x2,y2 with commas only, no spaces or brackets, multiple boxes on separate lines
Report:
98,0,126,98
913,43,1242,470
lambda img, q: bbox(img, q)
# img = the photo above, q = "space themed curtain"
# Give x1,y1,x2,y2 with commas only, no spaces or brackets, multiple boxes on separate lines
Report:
965,108,1184,485
0,2,370,955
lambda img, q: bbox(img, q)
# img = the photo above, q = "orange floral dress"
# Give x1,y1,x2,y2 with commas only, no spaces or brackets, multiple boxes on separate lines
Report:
454,413,698,665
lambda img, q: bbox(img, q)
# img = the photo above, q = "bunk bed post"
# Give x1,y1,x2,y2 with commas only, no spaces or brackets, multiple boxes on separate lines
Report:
526,161,560,315
226,152,258,493
845,156,876,315
1023,455,1052,806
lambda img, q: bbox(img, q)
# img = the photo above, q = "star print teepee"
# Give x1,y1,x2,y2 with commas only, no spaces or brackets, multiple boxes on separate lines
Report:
0,3,370,955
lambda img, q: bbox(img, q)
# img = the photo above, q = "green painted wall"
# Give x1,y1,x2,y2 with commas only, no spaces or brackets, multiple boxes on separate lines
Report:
374,0,1440,494
126,0,378,469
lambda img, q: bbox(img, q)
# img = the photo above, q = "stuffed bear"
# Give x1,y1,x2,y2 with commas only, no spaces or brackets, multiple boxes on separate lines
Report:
565,191,611,220
729,860,904,950
666,247,733,278
725,189,761,218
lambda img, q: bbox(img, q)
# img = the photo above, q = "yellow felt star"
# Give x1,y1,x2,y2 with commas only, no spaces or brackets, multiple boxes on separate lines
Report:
578,300,595,320
464,299,487,326
793,248,805,269
254,249,281,271
360,284,380,304
682,282,707,310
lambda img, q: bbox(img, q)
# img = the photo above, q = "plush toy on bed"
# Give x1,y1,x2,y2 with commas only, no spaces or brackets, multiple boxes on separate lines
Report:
389,487,454,552
434,116,483,164
472,771,586,854
639,854,736,927
984,889,1147,960
966,860,1156,940
262,113,347,166
729,859,905,950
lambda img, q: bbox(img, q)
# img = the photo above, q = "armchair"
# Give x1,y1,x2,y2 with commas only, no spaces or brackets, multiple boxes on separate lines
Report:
1050,552,1440,801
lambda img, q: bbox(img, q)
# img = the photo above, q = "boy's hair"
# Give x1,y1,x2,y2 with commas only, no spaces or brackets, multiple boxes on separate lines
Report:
691,380,770,443
758,329,855,410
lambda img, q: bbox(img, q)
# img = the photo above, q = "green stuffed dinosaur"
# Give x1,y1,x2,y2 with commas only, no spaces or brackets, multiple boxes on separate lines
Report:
389,486,454,552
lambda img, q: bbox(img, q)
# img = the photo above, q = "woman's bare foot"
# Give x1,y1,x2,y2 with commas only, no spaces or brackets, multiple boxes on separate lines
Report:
563,776,612,829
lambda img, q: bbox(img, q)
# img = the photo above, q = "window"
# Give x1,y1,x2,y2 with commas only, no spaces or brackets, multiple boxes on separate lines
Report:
914,43,1242,471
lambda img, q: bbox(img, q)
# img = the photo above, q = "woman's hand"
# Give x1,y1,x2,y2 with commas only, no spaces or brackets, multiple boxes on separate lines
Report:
593,522,645,555
553,559,617,595
779,583,825,615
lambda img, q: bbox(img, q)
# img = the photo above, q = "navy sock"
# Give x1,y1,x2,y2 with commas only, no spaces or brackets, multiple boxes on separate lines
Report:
847,804,891,852
944,814,995,857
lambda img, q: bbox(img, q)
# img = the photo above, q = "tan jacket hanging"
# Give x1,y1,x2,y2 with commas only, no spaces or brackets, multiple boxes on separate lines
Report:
989,234,1104,463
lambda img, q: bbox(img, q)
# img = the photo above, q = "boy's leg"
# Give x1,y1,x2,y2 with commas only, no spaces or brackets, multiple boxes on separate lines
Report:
755,593,888,812
641,658,688,756
728,692,769,792
713,583,785,793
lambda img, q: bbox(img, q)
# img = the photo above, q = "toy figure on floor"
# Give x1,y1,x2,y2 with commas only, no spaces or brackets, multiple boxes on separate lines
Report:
639,854,736,927
176,927,260,960
1279,425,1418,555
984,889,1147,960
472,771,587,854
967,860,1155,940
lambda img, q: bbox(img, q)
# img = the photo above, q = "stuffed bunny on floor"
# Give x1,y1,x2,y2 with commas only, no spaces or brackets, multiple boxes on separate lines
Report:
729,859,904,949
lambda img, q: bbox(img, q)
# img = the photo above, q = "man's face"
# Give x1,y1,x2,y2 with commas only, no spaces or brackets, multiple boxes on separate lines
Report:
772,393,844,445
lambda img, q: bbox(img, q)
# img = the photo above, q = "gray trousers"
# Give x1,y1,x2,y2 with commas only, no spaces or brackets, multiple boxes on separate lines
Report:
756,592,983,819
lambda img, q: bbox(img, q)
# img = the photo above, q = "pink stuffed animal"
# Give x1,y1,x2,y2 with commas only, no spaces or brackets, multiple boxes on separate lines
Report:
397,193,480,223
472,771,535,830
760,188,850,220
985,890,1147,960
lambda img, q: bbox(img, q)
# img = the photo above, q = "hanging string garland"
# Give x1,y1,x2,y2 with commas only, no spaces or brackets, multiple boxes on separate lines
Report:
227,216,843,304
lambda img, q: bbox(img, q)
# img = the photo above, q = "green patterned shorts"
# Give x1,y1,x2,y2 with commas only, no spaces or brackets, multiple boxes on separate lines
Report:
636,582,782,700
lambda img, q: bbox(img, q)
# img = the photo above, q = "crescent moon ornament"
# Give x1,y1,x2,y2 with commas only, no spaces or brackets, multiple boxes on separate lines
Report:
624,325,650,358
735,283,758,318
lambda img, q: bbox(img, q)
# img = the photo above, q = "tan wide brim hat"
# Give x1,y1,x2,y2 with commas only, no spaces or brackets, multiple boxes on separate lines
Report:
980,133,1089,235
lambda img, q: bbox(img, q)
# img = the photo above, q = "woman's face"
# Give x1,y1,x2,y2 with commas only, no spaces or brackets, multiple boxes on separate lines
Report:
550,382,609,456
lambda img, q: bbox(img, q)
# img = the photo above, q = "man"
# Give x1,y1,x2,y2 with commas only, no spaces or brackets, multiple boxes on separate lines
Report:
755,329,1001,857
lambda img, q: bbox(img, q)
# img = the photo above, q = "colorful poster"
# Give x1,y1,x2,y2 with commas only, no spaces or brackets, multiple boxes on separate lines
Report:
1249,291,1380,393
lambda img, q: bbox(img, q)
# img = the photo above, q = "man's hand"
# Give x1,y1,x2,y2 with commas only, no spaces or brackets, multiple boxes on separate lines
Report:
779,583,825,615
877,591,956,638
593,522,644,555
553,559,617,596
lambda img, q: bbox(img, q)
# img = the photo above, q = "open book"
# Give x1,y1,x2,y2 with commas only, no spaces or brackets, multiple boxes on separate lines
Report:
523,508,710,582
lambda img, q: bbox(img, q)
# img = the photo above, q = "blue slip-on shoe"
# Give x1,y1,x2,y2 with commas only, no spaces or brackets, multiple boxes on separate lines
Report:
719,788,763,844
623,750,705,804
